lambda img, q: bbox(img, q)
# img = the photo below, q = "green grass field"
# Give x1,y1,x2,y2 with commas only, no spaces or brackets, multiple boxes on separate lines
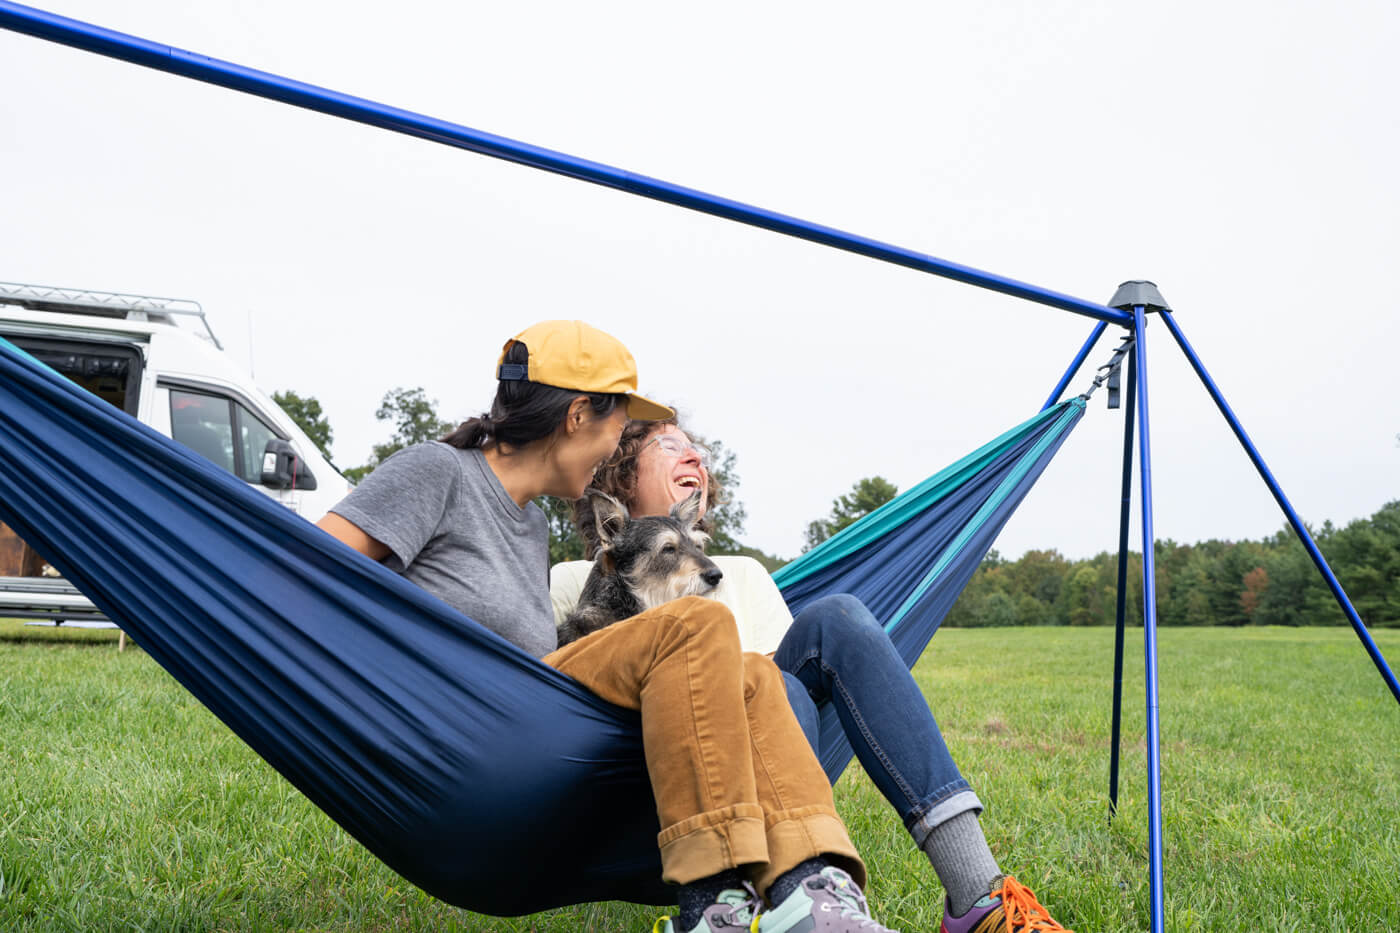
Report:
1,622,1396,931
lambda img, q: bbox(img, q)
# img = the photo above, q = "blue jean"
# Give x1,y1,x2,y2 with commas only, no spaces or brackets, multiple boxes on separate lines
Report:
774,594,983,847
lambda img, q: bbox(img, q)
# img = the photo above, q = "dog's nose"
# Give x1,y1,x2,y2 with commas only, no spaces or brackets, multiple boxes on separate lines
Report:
702,567,723,588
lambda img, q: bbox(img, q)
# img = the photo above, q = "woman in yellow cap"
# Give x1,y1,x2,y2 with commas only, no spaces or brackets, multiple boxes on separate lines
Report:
317,321,898,933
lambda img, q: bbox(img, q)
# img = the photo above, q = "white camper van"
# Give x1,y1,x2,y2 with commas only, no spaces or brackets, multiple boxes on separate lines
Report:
0,280,348,626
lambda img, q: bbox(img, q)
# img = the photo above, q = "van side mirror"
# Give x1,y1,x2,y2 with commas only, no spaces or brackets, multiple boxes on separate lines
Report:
261,438,318,491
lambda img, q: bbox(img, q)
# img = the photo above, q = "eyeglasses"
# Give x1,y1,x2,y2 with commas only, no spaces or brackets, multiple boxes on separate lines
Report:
644,434,712,469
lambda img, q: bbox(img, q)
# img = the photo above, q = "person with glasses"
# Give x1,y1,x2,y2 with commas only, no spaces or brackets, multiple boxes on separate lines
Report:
320,323,900,933
551,416,1075,933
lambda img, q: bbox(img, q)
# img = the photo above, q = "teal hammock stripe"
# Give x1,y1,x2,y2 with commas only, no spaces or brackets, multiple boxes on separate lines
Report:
880,400,1084,633
773,396,1086,780
774,400,1082,590
0,334,41,364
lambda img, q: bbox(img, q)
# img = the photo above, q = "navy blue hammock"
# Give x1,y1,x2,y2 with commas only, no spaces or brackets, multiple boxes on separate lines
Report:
0,336,1083,915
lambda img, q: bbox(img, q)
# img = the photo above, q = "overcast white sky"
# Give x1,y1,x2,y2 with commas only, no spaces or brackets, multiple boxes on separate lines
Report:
2,0,1397,561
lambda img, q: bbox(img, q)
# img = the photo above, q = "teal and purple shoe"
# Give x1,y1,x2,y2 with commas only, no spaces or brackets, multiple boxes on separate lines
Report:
939,875,1072,933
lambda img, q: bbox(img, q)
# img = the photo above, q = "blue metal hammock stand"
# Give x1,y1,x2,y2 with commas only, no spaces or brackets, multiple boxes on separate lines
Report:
1,3,1397,929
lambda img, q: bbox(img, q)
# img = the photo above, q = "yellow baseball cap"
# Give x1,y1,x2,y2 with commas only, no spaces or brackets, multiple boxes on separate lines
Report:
496,321,674,421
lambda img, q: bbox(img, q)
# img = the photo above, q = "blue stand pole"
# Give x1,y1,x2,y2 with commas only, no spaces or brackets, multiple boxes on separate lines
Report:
0,0,1135,327
1131,305,1167,933
1108,347,1137,819
1160,312,1400,705
1041,321,1107,411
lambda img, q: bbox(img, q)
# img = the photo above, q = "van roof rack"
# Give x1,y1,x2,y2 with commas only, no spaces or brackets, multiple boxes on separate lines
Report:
0,280,222,349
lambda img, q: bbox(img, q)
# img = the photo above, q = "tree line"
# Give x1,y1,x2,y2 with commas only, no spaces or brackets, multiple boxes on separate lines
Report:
277,386,1398,628
943,502,1400,629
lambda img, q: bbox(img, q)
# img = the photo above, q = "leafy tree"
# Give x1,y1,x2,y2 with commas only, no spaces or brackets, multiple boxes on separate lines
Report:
1240,566,1269,620
1253,533,1318,626
1064,563,1107,625
724,544,788,574
272,389,334,462
693,434,748,556
802,476,899,552
980,590,1019,627
1016,593,1054,626
540,496,586,565
346,387,455,483
1318,501,1400,626
1001,548,1072,624
1153,539,1194,626
940,500,1400,630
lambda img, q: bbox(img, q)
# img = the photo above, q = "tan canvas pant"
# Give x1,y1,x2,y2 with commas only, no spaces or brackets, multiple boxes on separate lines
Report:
543,595,865,893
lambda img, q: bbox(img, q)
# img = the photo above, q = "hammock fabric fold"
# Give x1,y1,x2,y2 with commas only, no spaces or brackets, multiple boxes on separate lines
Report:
0,337,1082,914
775,400,1085,780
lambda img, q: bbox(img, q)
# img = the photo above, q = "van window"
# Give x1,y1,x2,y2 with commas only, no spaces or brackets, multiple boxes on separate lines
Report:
237,404,279,483
170,390,236,473
169,388,282,482
5,337,143,416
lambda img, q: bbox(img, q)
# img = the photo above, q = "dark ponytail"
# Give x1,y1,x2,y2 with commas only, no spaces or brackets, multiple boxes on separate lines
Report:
441,341,624,451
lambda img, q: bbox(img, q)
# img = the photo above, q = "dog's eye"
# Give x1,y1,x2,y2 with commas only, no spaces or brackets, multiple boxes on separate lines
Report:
662,543,677,554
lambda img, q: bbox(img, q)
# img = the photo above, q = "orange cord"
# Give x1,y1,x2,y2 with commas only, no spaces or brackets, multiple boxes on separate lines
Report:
992,876,1074,932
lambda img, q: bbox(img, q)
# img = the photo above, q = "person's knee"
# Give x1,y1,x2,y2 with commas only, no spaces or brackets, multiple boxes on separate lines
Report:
741,651,784,698
668,595,736,627
807,594,884,643
659,595,741,649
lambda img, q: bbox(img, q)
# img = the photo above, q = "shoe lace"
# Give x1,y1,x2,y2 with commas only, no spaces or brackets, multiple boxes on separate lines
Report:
720,883,763,931
992,876,1073,933
652,883,763,933
813,871,895,931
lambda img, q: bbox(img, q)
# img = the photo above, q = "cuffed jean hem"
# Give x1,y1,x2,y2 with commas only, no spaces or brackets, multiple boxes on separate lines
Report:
657,803,768,885
755,806,866,895
906,789,984,850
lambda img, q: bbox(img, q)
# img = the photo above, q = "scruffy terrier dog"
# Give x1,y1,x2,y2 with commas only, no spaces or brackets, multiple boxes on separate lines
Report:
557,490,722,647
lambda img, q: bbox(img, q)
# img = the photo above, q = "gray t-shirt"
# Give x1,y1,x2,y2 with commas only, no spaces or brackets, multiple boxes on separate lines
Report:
331,442,556,657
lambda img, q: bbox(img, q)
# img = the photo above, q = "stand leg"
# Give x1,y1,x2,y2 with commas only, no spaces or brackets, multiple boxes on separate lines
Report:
1041,321,1107,411
1159,312,1400,705
1109,350,1137,820
1132,306,1166,932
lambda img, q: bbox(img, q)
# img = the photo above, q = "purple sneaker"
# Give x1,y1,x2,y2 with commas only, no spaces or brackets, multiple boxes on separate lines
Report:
939,875,1073,933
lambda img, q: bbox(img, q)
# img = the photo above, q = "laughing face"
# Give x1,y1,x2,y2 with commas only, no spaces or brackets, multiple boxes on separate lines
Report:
629,424,709,519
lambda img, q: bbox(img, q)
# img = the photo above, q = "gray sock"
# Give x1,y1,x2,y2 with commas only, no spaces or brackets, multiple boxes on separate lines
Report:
920,809,1001,916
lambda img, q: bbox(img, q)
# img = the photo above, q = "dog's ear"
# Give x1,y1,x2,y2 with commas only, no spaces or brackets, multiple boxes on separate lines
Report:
587,488,630,549
670,490,704,529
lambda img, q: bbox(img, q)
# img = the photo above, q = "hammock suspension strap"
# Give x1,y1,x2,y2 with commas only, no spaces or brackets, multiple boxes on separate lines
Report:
1079,334,1135,409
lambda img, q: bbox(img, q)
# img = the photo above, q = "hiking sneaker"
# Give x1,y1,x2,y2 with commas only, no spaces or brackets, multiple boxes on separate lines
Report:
940,875,1073,933
653,886,761,933
758,866,900,932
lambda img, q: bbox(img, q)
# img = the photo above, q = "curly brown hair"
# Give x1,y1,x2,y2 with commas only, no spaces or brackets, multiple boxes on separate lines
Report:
571,413,728,558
